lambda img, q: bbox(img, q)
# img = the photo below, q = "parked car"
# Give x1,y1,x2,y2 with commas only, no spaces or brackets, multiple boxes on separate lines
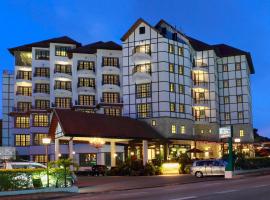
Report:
2,162,46,169
90,165,108,176
190,159,227,178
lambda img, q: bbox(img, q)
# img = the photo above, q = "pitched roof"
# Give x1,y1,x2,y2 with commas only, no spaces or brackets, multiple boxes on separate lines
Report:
8,36,81,55
68,41,122,54
49,109,163,140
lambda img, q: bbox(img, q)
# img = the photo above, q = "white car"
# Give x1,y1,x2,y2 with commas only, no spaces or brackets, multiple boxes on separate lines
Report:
190,160,227,178
2,162,46,169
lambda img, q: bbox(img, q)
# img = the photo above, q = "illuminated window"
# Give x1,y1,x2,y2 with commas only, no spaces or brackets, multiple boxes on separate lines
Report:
54,64,72,75
34,83,50,94
16,70,31,80
236,79,242,87
170,103,176,112
237,95,243,103
79,153,97,166
180,126,186,134
15,116,30,128
33,155,47,164
55,46,71,57
136,83,151,98
178,47,184,56
15,134,30,146
235,62,241,71
17,102,31,112
224,96,230,104
240,129,244,137
171,125,176,134
179,84,185,94
133,63,151,74
78,78,95,88
238,112,244,120
209,129,212,134
179,104,185,113
133,45,151,55
55,97,71,108
33,133,48,145
35,49,49,60
33,114,49,127
169,63,174,73
102,75,119,85
223,80,229,88
170,83,175,92
152,120,156,126
78,95,95,106
168,44,174,53
223,64,228,72
201,130,204,134
139,26,145,34
225,112,231,121
102,57,119,67
77,61,95,71
104,107,121,116
54,81,72,91
102,92,120,103
34,68,50,77
178,65,184,75
16,86,32,96
137,103,151,118
35,100,50,110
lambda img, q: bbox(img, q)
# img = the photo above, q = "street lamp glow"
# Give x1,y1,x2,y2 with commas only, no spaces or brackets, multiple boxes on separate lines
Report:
42,137,51,145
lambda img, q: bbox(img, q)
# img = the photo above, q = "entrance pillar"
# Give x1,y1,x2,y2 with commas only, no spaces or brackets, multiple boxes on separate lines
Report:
68,138,74,160
55,138,60,161
110,141,116,167
142,140,148,166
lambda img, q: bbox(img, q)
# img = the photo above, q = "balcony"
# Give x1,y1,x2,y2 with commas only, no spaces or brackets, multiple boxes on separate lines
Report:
100,98,123,105
194,116,210,124
54,86,72,92
192,65,208,73
77,84,95,94
193,81,209,91
16,75,32,81
132,46,151,63
54,68,72,80
193,99,209,108
33,73,50,78
12,107,31,113
132,64,152,84
73,100,97,107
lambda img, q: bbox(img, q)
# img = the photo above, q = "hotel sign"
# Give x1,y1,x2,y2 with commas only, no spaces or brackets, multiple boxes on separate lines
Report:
219,126,232,139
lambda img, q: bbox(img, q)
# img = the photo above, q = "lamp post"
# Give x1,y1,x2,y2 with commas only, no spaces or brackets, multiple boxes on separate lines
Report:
42,137,51,187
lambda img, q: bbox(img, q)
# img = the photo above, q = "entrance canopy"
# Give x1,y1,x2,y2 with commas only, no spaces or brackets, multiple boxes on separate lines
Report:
49,109,163,140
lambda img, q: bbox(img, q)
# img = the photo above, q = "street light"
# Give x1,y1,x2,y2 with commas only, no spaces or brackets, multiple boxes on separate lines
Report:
42,137,51,187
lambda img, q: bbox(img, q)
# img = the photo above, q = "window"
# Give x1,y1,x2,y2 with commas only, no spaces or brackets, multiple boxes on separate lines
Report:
179,104,185,113
78,95,95,106
55,46,71,57
240,129,244,137
236,79,242,87
223,64,228,72
133,45,151,55
223,80,229,88
33,114,49,127
178,47,184,56
16,70,31,80
179,84,185,94
170,83,175,92
169,63,174,73
137,103,151,118
178,65,184,75
15,134,30,146
16,86,32,96
34,83,50,94
180,126,186,134
152,120,156,126
35,49,49,60
237,95,243,103
34,68,50,77
136,83,151,98
168,44,174,53
235,62,241,71
102,92,120,103
77,61,95,71
54,64,72,75
17,102,31,112
102,75,120,85
78,78,95,88
172,33,177,41
33,155,47,164
199,93,205,99
54,81,72,91
201,130,204,134
79,153,97,166
102,57,119,67
104,107,121,116
225,112,231,121
171,125,176,134
33,133,48,145
238,112,244,120
133,63,151,74
170,103,175,112
15,116,30,128
35,100,50,109
139,26,145,34
55,97,71,108
224,96,230,104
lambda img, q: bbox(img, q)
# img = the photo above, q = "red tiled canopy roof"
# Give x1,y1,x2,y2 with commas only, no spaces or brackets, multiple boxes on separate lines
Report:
49,109,163,140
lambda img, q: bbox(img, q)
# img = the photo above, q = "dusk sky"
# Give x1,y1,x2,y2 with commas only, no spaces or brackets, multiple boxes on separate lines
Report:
0,0,269,137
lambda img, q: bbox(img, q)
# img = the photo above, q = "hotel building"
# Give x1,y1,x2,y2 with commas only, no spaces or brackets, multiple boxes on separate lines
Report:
2,18,255,165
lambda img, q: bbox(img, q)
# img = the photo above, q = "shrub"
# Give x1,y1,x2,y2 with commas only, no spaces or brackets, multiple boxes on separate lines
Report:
235,157,270,170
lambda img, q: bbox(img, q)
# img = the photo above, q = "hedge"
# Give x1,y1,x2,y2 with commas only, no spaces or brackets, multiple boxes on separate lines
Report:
235,157,270,170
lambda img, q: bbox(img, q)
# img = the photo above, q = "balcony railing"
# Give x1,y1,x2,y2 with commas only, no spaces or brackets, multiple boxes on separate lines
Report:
193,99,209,105
54,86,72,91
77,83,96,89
16,75,32,80
102,81,120,86
12,107,31,112
100,98,123,104
77,66,95,72
54,69,72,75
132,64,152,75
194,116,210,122
34,89,50,94
16,92,32,96
33,73,50,78
193,81,209,87
74,100,97,106
132,45,151,55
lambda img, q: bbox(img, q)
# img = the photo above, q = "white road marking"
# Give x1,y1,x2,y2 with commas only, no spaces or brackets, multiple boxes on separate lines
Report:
170,196,197,200
252,184,268,188
215,189,238,194
119,191,148,196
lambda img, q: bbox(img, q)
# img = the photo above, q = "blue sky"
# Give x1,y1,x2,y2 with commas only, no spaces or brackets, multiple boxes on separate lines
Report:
0,0,269,136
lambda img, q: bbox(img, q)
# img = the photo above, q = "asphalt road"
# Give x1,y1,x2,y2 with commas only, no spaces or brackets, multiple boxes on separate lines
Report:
64,174,270,200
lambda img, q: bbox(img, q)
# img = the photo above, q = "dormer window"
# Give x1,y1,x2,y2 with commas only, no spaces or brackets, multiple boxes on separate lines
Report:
139,26,145,34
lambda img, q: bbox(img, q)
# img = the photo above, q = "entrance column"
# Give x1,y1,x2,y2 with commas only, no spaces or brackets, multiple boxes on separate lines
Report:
142,140,148,166
68,138,74,160
110,141,116,167
55,138,60,161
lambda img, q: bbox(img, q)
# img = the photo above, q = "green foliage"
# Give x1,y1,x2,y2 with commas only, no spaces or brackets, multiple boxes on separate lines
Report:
235,157,270,170
177,153,192,174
